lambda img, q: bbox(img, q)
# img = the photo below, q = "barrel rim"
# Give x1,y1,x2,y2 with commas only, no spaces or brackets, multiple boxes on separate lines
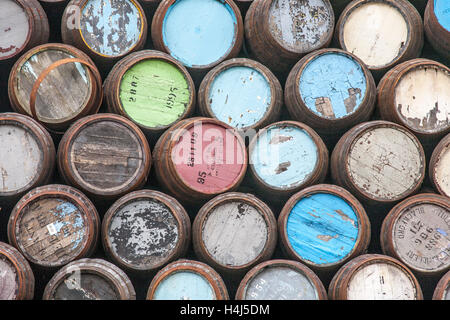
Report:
380,192,450,275
429,133,450,197
192,191,277,272
198,57,282,131
7,184,99,268
235,258,328,300
101,189,190,273
57,113,152,198
247,120,326,193
278,183,371,270
76,0,147,59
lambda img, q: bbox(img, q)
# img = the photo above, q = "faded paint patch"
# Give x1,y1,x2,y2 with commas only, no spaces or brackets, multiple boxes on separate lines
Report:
251,125,318,188
0,0,29,58
395,66,450,133
81,0,143,56
434,144,450,197
201,201,268,267
209,66,272,129
347,127,423,200
108,199,179,268
268,0,333,52
162,0,237,67
0,256,18,300
286,192,359,265
300,52,366,119
245,266,319,300
342,2,408,68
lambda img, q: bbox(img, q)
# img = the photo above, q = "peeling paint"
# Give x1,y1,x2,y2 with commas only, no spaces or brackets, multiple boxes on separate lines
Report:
286,192,359,265
299,52,366,119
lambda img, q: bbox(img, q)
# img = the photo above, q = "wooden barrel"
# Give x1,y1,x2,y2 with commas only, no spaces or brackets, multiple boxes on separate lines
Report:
198,58,282,132
0,241,35,300
192,192,277,276
331,121,426,206
151,0,244,81
377,58,450,145
278,184,371,278
430,133,450,197
42,258,136,300
380,193,450,279
153,117,248,205
328,254,424,300
247,121,328,203
61,0,147,70
101,189,191,274
104,50,196,139
57,113,152,203
0,113,55,206
0,0,49,66
235,259,328,300
146,259,229,300
8,43,103,133
245,0,335,76
424,0,450,61
7,184,100,269
285,48,376,137
432,270,450,300
335,0,424,78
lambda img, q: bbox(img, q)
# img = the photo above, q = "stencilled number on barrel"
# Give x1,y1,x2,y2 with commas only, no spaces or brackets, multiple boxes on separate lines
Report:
197,171,206,184
129,75,138,102
166,87,178,109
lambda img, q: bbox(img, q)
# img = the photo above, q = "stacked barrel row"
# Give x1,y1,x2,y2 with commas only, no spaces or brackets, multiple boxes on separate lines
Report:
0,0,449,301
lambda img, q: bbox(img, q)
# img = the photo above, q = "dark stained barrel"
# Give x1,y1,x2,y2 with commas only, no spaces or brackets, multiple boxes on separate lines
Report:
104,50,196,139
7,184,100,269
151,0,244,82
335,0,424,79
152,117,248,205
43,258,136,300
8,43,103,133
377,58,450,145
380,193,450,279
0,113,55,206
331,121,426,207
245,0,335,76
278,184,371,279
429,133,450,197
247,121,328,203
61,0,148,70
0,0,49,66
146,259,229,300
235,259,328,300
328,254,424,300
192,192,277,276
432,270,450,300
198,58,282,132
285,48,376,139
101,189,191,274
424,0,450,61
0,241,35,300
57,113,152,203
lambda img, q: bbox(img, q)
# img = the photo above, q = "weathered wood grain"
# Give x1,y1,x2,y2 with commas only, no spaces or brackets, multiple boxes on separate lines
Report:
432,270,450,300
328,254,423,300
43,258,136,300
7,184,99,268
58,114,152,200
235,260,328,300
